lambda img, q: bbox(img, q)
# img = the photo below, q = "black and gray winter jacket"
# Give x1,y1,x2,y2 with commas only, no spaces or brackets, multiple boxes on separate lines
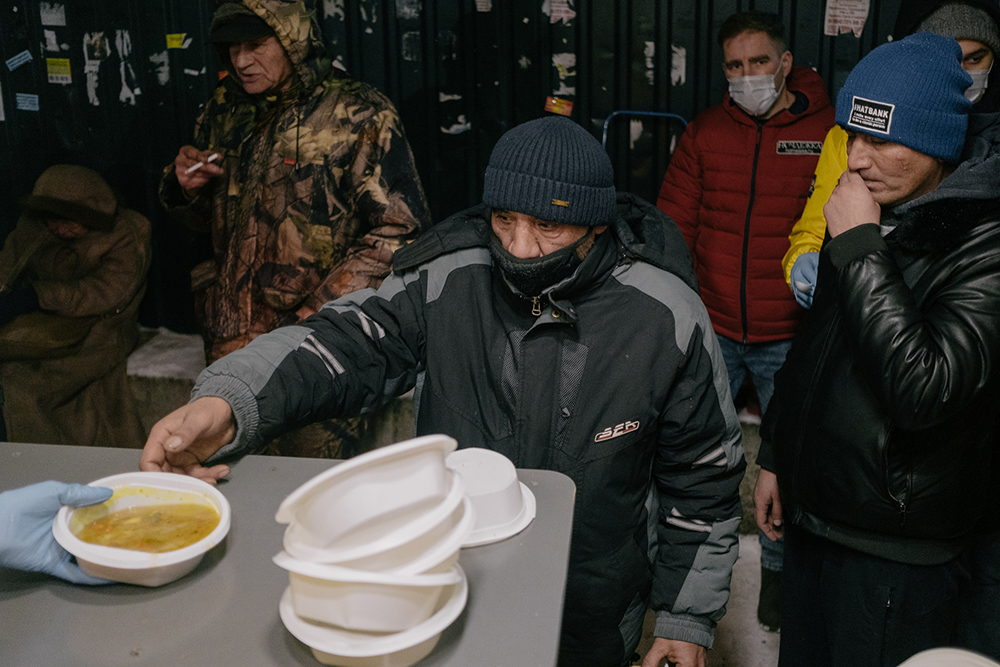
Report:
760,114,1000,565
194,193,744,665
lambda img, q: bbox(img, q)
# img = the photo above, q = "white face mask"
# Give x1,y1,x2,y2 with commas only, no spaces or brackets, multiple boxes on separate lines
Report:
965,66,991,103
728,72,786,117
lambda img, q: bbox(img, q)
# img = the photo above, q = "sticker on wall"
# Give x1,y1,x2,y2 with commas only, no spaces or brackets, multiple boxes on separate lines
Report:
46,58,71,84
824,0,870,38
544,96,573,116
6,50,33,72
474,0,491,11
166,33,192,49
16,93,40,111
542,0,576,26
184,68,205,77
39,2,66,27
671,45,686,86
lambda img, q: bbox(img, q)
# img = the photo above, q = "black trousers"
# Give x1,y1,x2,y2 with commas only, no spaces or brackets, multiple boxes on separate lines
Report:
778,524,970,667
955,530,1000,660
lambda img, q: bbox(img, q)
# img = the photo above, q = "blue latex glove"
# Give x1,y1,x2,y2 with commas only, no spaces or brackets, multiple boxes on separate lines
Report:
0,481,114,584
790,252,819,309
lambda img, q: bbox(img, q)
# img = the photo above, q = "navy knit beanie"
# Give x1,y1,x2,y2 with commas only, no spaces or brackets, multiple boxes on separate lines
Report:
482,116,616,226
836,33,972,163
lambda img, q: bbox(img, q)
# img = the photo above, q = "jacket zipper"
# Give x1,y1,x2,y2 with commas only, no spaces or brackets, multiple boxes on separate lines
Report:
740,124,764,343
531,297,541,316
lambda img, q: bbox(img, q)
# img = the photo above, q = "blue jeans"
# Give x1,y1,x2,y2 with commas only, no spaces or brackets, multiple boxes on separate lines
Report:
716,334,793,572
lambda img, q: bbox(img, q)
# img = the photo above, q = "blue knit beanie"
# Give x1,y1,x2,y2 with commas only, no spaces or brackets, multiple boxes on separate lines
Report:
836,32,972,163
482,116,616,226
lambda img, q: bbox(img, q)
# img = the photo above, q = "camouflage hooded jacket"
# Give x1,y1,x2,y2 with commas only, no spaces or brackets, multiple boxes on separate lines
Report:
160,0,429,359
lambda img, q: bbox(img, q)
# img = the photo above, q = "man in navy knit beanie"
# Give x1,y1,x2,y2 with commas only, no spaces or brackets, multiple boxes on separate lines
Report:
141,115,745,667
755,32,1000,665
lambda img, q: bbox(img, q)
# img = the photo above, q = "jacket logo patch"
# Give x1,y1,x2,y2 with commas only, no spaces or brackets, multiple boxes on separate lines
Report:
551,198,570,207
847,95,894,134
776,140,823,155
595,420,639,442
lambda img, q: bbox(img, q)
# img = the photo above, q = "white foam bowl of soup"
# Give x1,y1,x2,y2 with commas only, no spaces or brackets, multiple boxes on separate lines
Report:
276,435,457,561
274,552,462,632
51,472,231,587
278,565,468,667
445,448,536,547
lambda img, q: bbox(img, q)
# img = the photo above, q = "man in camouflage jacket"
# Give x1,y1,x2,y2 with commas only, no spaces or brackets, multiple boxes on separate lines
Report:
160,0,429,365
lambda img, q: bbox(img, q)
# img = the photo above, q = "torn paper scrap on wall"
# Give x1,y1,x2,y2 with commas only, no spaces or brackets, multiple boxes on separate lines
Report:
441,115,471,134
671,45,686,86
542,0,576,25
396,0,420,20
644,42,655,86
149,51,170,85
115,30,140,105
824,0,870,38
552,52,576,96
39,2,66,26
519,55,531,69
439,92,461,102
475,0,492,11
401,31,421,62
630,119,643,150
44,30,60,53
83,32,109,106
323,0,345,21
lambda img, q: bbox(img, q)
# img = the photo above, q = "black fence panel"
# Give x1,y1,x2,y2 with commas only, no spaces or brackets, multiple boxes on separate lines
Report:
0,0,901,330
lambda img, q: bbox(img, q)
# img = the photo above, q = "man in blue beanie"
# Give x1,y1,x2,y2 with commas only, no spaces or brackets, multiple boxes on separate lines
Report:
754,32,1000,666
140,115,745,667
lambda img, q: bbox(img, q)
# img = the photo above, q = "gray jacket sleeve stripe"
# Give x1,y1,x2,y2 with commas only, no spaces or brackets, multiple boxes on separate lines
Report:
424,247,491,303
613,262,742,469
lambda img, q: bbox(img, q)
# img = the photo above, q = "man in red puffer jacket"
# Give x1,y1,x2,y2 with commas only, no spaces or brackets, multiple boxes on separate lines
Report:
656,9,834,633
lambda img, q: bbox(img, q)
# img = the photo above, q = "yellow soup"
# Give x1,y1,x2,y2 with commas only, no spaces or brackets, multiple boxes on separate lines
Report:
76,503,220,553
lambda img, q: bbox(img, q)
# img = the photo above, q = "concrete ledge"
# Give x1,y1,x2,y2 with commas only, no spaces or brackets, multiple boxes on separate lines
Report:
126,327,415,452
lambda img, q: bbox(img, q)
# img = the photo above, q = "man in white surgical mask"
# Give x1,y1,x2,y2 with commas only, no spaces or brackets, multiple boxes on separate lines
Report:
656,10,835,635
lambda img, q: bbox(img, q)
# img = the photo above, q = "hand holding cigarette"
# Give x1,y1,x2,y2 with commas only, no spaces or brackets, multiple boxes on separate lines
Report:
174,146,223,199
185,152,221,174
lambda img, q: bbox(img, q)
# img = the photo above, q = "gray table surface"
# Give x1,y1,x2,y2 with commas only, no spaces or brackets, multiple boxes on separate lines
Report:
0,442,576,667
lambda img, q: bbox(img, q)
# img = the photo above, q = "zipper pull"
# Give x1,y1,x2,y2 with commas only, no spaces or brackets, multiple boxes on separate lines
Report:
531,297,541,316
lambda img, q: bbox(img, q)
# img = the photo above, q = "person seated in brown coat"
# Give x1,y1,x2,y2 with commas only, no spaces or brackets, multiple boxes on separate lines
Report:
0,165,151,448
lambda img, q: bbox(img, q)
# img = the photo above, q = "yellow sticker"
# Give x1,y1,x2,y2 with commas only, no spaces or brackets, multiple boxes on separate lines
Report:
166,33,188,49
46,58,71,85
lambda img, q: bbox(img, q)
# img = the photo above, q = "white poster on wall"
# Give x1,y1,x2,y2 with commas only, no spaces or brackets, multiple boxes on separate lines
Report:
824,0,870,38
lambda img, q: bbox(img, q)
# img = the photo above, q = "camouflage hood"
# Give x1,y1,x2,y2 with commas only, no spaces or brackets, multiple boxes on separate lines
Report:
216,0,332,94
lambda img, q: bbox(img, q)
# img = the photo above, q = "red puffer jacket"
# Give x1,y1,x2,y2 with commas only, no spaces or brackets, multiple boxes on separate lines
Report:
657,66,835,343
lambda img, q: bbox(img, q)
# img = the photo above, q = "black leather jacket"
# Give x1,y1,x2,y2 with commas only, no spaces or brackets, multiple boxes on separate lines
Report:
761,187,1000,565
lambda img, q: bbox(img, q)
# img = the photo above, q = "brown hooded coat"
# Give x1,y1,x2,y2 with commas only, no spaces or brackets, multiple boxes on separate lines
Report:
0,165,151,448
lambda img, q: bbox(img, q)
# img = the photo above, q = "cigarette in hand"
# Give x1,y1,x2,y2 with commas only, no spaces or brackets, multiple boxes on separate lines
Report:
185,152,220,174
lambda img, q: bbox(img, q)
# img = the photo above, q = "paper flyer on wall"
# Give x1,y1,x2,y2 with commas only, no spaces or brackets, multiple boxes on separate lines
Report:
824,0,870,38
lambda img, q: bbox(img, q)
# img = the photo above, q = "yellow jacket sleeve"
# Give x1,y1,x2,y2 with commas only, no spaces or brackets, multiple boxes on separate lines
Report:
782,125,848,283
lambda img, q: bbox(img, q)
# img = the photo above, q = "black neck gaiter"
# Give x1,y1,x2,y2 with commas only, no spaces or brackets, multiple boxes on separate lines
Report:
489,229,593,297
